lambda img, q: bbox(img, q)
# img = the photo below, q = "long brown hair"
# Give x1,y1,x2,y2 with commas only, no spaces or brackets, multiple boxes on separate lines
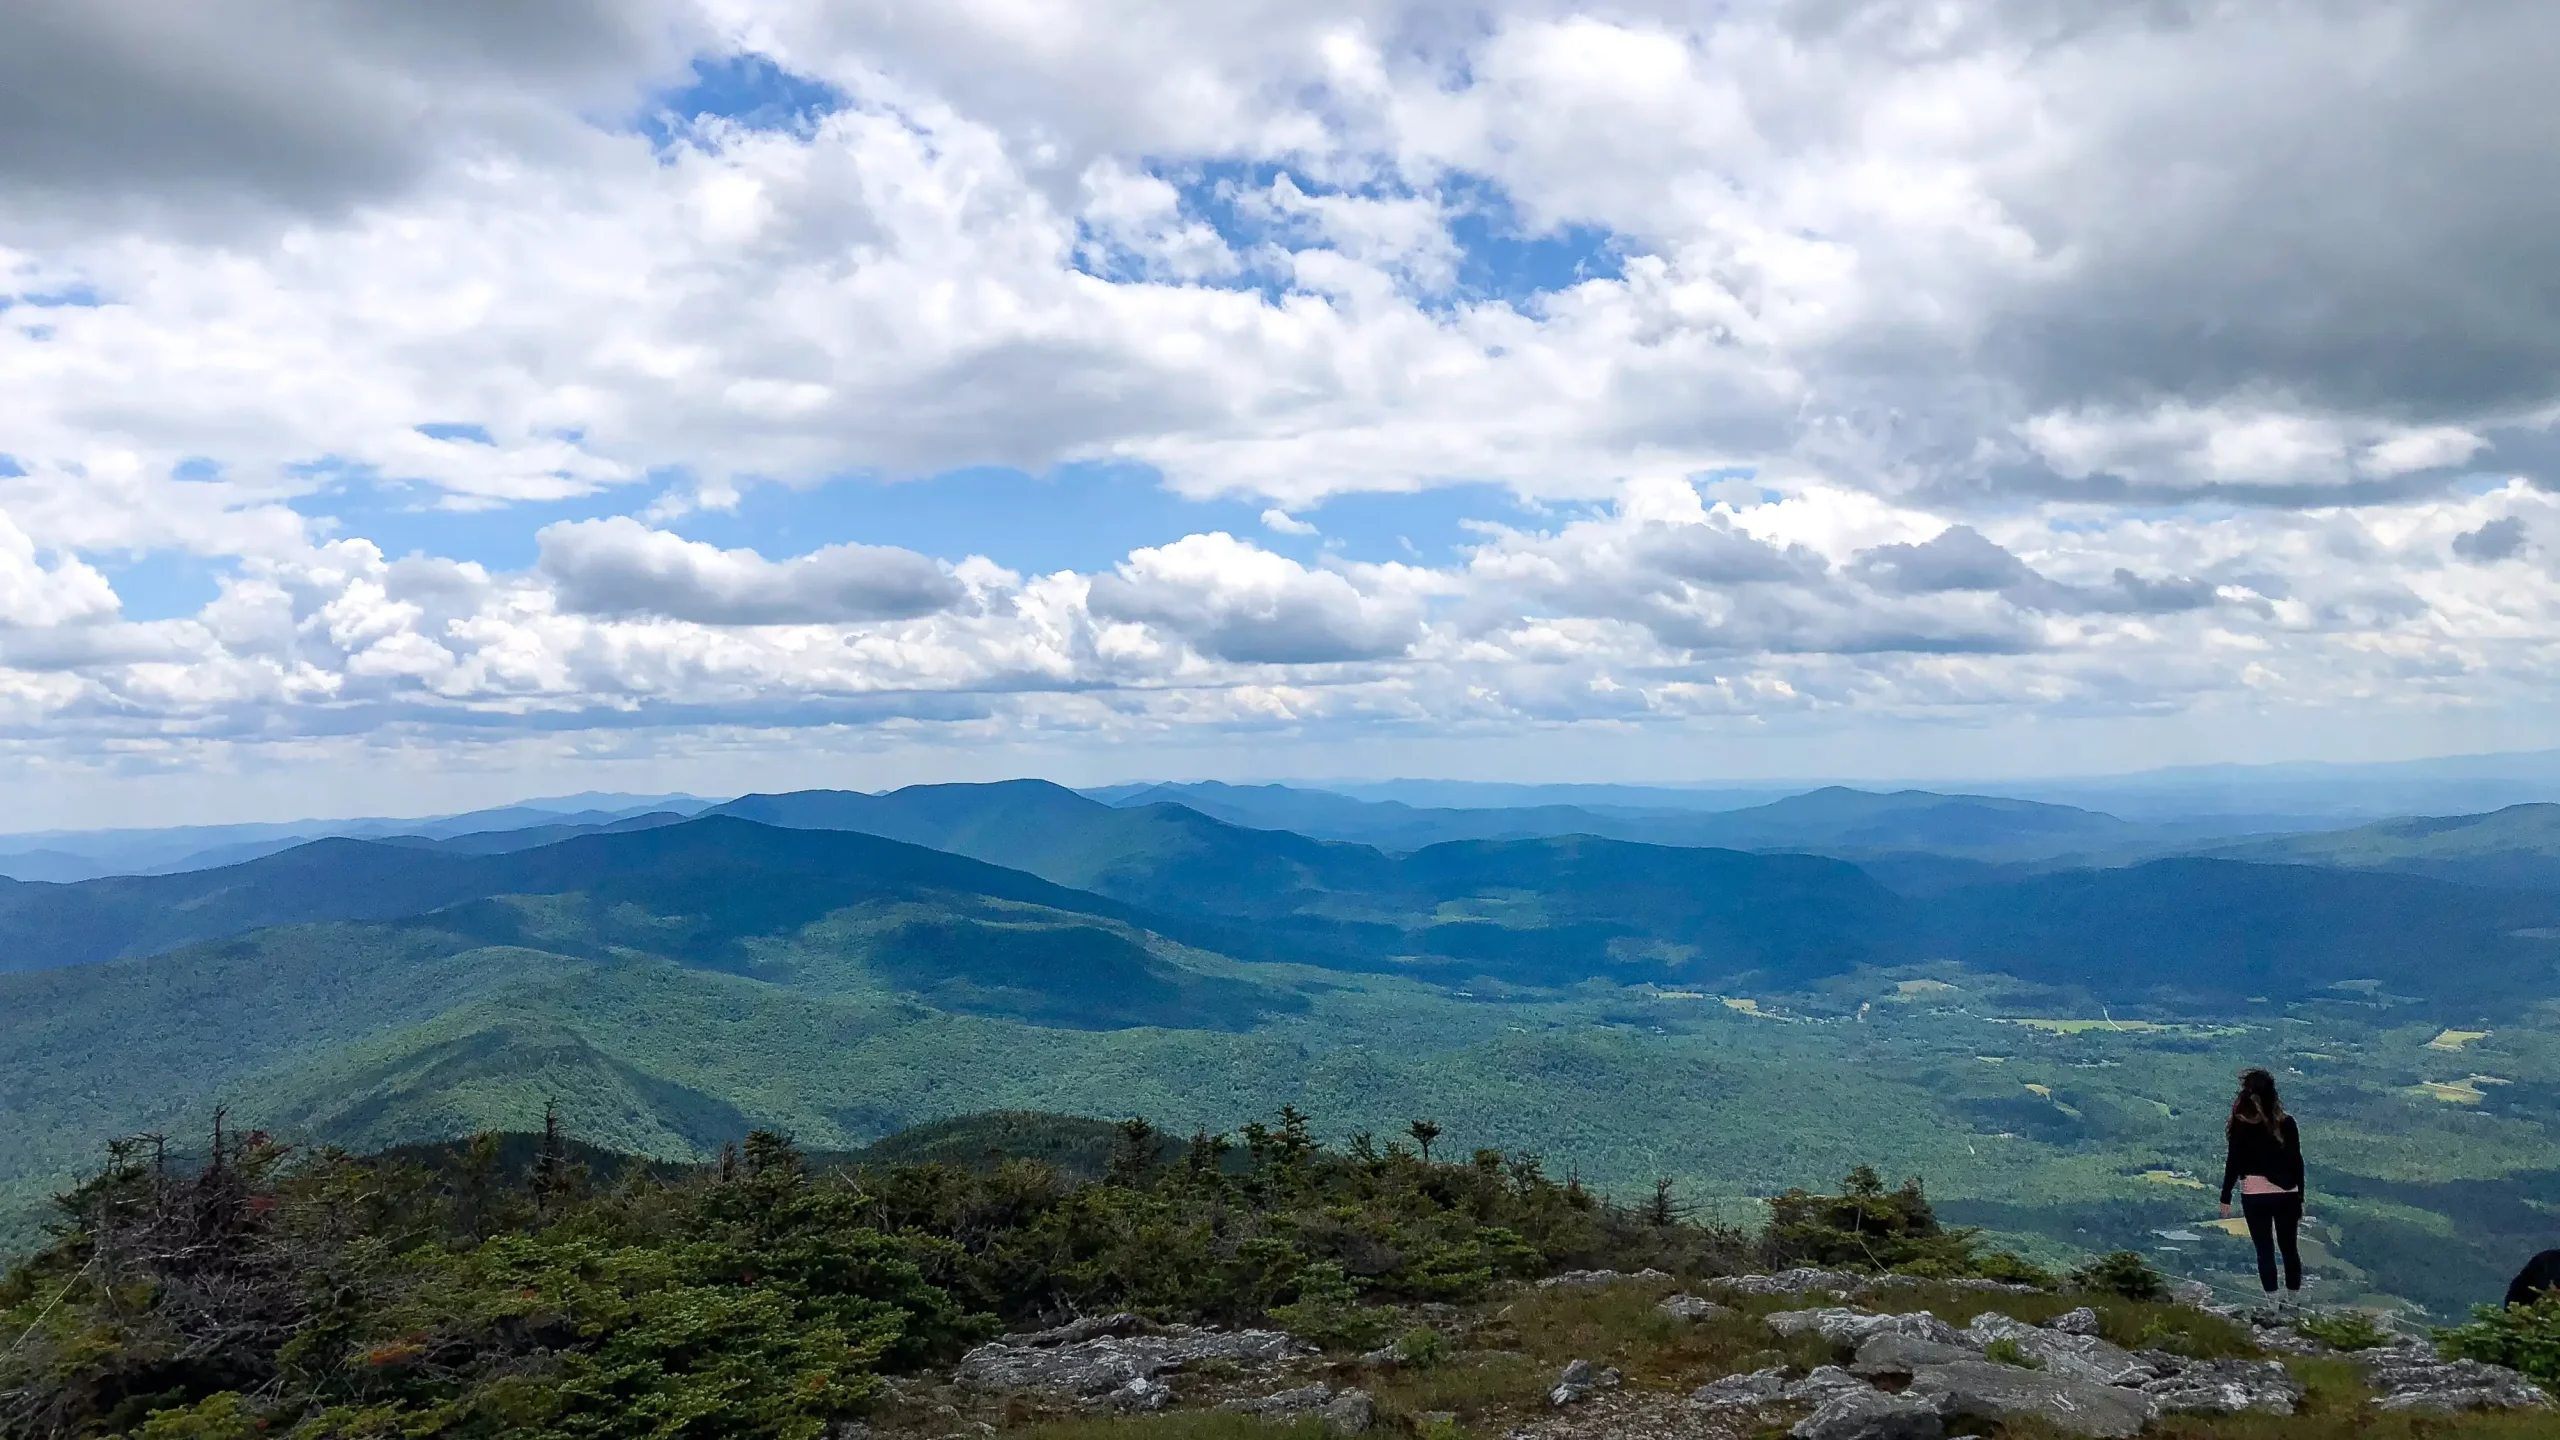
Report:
2228,1067,2288,1137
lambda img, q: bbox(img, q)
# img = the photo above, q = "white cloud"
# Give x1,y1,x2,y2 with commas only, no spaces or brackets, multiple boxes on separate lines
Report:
1087,532,1425,664
538,517,966,625
4,2,2560,807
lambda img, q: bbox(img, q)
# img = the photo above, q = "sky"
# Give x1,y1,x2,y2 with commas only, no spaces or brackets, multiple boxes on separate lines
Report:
3,0,2559,826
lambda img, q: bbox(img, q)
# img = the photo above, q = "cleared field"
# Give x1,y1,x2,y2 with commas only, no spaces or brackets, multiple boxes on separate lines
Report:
2426,1029,2491,1052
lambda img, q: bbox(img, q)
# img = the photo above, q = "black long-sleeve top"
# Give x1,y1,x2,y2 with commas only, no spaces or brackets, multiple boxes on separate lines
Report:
2221,1115,2303,1203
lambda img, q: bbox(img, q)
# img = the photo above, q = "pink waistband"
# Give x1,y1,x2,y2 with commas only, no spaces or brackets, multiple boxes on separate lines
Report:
2238,1175,2298,1195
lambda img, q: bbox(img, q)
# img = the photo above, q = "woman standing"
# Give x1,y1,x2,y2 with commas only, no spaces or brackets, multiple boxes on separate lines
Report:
2220,1067,2306,1308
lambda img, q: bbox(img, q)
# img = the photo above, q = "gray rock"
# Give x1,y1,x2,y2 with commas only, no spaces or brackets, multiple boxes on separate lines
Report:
1851,1333,1979,1377
956,1328,1306,1394
1548,1358,1622,1407
1321,1389,1376,1435
1716,1268,1867,1297
2167,1278,2215,1305
1657,1294,1737,1322
2045,1307,2101,1337
2139,1358,2305,1416
1908,1359,2151,1439
2360,1349,2552,1412
1221,1384,1337,1415
1691,1366,1793,1409
1962,1312,2155,1385
1103,1376,1173,1412
1770,1308,1963,1348
1786,1366,1875,1403
1790,1389,1946,1440
1538,1268,1672,1289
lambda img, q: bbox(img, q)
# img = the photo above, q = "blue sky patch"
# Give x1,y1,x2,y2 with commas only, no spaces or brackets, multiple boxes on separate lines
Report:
637,52,846,150
416,422,494,445
94,549,229,622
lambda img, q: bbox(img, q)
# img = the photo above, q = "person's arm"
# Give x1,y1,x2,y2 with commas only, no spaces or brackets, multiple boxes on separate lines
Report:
2220,1128,2238,1211
2284,1116,2303,1194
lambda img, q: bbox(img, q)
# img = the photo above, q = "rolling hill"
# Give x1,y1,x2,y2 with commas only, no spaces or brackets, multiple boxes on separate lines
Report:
2200,802,2560,892
1093,780,2179,862
9,797,2560,1320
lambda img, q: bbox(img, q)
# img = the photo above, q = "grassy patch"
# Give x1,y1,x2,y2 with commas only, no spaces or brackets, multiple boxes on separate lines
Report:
1477,1282,1829,1390
1367,1349,1553,1422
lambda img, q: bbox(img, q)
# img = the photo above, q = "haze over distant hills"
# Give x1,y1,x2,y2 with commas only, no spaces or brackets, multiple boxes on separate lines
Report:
9,774,2560,1317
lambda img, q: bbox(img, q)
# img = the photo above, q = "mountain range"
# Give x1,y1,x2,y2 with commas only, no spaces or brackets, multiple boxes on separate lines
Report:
9,777,2560,1317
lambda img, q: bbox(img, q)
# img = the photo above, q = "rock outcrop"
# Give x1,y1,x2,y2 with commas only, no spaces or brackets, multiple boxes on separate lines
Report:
1906,1357,2152,1439
955,1326,1305,1398
1548,1359,1623,1407
2360,1346,2552,1412
1657,1294,1736,1322
1789,1388,1946,1440
2137,1357,2304,1417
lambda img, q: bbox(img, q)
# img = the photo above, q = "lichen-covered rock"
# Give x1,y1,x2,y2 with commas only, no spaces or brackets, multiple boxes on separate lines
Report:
1789,1389,1945,1440
1715,1269,1867,1297
956,1327,1306,1395
1538,1268,1672,1289
1103,1376,1173,1412
1548,1358,1623,1407
1907,1359,2151,1439
2139,1358,2305,1416
1962,1311,2155,1385
2044,1307,2101,1337
1787,1366,1875,1404
1658,1294,1737,1322
2360,1348,2552,1412
1691,1366,1792,1409
1769,1308,1963,1348
1320,1389,1376,1435
1850,1333,1978,1377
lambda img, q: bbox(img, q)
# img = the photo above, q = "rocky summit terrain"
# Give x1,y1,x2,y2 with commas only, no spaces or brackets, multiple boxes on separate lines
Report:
857,1269,2548,1440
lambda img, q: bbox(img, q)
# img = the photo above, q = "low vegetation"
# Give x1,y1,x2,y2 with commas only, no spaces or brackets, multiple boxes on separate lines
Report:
0,1107,2092,1439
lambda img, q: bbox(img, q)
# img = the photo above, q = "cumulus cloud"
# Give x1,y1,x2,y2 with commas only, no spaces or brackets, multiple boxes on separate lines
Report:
537,517,965,625
1087,533,1423,663
4,2,2560,804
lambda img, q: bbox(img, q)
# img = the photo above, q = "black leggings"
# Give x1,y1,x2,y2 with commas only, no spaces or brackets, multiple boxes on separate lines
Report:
2241,1190,2303,1293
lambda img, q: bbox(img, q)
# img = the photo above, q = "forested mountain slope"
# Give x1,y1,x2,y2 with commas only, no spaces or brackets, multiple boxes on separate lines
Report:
2201,802,2560,892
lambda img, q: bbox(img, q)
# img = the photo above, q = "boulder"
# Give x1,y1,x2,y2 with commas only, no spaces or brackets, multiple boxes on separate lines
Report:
1102,1376,1172,1413
1770,1308,1963,1348
1963,1311,2155,1385
1788,1366,1876,1403
2360,1348,2552,1412
1538,1268,1671,1289
1851,1333,1979,1378
1691,1366,1793,1409
2139,1358,2305,1417
1716,1268,1867,1297
1658,1294,1737,1322
1548,1358,1622,1407
1219,1382,1374,1435
1908,1359,2151,1439
2045,1307,2101,1337
956,1327,1306,1395
1321,1389,1377,1435
1790,1389,1946,1440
